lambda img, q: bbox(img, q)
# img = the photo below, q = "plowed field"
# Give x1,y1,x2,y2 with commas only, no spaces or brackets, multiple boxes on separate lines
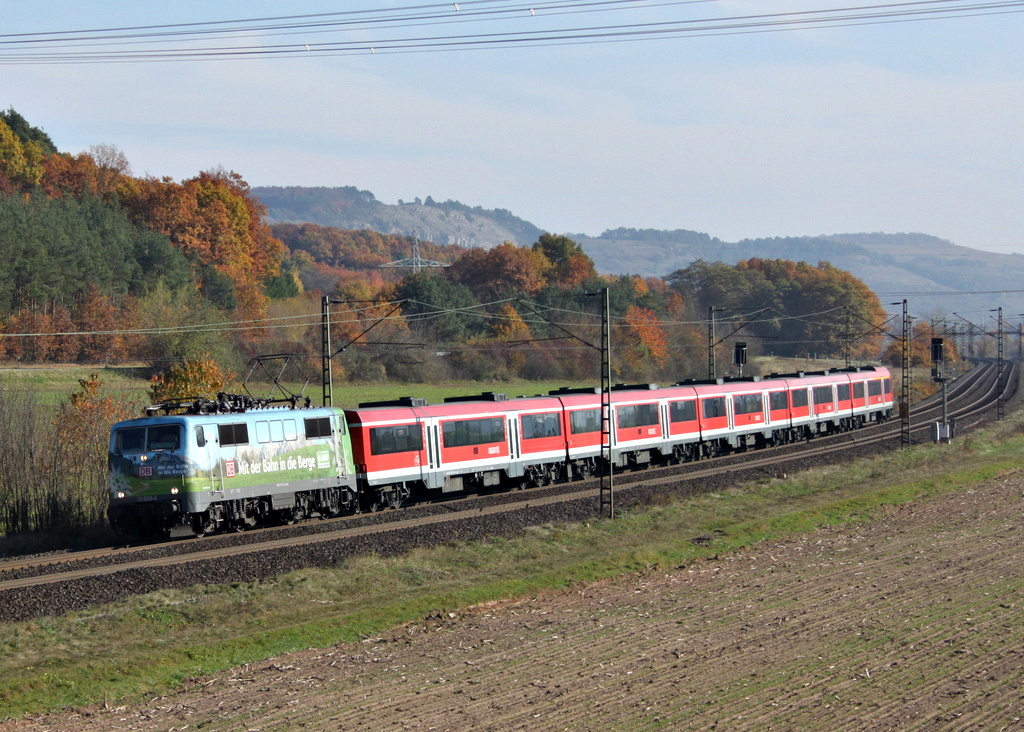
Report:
7,473,1024,731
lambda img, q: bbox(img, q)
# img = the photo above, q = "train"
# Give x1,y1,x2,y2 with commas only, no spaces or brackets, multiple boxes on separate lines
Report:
108,366,893,539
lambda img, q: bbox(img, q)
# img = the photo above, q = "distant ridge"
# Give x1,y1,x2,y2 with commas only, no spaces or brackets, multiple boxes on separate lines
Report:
253,185,1024,316
574,230,1024,316
253,186,543,249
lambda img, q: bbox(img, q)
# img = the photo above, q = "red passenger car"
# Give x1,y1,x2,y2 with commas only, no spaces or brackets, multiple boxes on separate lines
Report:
345,367,894,509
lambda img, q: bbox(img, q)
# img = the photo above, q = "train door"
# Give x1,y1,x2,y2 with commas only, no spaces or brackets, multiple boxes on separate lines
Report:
327,415,344,479
507,414,521,478
422,417,443,490
414,417,429,485
197,423,224,498
659,402,670,458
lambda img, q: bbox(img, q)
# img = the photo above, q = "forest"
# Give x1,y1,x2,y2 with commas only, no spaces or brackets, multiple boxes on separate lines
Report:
0,107,918,390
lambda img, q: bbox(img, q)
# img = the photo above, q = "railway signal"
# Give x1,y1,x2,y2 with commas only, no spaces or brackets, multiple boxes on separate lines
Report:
931,337,953,443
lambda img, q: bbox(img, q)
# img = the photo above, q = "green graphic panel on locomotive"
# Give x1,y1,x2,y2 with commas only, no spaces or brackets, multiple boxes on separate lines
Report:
109,410,355,500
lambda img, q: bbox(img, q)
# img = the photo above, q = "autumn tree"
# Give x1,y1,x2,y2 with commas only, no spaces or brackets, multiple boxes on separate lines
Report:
617,306,669,380
532,233,597,289
40,152,101,198
123,169,285,318
75,284,128,361
44,375,138,531
149,354,235,402
447,242,550,302
0,116,45,189
4,309,57,363
667,258,887,360
489,302,533,374
39,148,135,202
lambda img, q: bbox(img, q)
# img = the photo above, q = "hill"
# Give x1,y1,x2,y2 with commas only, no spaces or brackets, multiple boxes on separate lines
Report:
253,186,543,249
251,186,1024,317
575,230,1024,316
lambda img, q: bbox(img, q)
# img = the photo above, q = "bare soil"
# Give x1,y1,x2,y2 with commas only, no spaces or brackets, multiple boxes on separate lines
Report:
6,474,1024,731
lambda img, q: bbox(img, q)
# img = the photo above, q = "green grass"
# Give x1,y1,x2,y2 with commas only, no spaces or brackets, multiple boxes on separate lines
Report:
0,354,911,409
2,408,1023,718
0,362,585,409
0,363,152,404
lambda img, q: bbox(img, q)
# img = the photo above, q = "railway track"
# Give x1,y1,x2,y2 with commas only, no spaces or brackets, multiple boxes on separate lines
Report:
0,359,1013,621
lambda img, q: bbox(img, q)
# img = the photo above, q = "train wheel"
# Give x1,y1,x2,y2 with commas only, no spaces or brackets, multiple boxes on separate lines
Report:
192,513,216,538
363,492,382,513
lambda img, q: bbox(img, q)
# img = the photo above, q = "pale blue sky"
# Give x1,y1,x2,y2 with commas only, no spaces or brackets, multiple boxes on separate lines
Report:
2,1,1022,253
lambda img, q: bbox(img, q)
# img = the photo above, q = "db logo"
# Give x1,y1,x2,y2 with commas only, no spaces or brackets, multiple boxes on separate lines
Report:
225,460,236,478
139,466,153,477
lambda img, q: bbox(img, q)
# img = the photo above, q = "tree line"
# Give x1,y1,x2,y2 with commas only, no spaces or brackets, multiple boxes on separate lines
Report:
0,107,897,386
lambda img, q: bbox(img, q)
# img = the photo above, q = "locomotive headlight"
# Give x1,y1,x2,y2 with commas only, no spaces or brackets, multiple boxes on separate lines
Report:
171,487,179,494
117,491,126,499
139,455,147,462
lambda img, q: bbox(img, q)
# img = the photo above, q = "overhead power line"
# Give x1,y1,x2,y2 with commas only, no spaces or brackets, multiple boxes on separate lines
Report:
0,0,1020,64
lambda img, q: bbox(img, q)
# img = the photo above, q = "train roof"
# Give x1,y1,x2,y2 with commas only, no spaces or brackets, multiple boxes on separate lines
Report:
115,394,341,429
344,366,893,423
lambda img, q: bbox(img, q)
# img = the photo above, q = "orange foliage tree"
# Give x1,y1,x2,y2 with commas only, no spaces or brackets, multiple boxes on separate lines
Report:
123,170,284,319
491,302,533,373
46,374,140,529
149,354,235,403
532,233,597,290
39,147,135,202
882,320,962,368
617,306,669,380
75,284,129,361
448,242,550,302
0,308,77,363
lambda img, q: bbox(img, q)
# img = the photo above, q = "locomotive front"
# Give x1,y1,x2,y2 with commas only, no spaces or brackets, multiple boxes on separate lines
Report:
108,415,198,538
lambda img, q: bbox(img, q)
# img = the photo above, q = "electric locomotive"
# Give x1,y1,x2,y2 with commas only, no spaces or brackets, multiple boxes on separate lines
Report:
108,395,357,538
